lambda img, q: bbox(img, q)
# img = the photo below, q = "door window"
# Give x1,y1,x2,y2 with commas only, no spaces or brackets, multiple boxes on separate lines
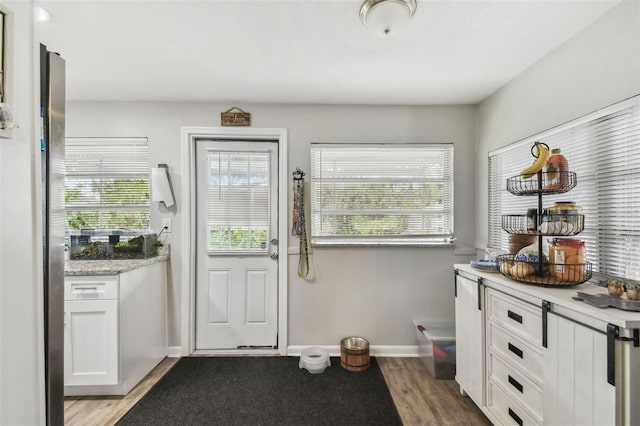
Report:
206,150,271,253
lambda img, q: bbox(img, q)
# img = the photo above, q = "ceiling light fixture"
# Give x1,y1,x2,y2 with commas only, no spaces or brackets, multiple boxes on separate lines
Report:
360,0,417,37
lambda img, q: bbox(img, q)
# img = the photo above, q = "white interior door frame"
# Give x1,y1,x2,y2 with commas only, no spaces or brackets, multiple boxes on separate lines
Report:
180,127,288,356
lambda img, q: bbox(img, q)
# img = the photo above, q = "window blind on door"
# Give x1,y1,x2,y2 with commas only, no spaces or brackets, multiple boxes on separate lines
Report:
65,137,150,230
489,96,640,281
310,144,455,246
206,150,270,252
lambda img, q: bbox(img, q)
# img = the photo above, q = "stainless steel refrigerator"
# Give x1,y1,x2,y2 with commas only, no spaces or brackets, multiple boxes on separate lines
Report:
40,44,65,426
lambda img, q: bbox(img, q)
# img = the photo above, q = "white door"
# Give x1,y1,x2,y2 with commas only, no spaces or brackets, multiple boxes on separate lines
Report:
195,140,279,350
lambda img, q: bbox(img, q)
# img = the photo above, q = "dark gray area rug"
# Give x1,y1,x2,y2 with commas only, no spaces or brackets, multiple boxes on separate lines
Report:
117,356,402,426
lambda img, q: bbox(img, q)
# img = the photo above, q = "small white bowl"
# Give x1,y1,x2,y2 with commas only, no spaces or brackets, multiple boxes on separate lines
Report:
299,347,331,374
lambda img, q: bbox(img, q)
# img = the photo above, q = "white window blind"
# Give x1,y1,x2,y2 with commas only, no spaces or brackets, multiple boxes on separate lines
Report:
206,150,270,252
310,144,455,246
65,137,150,230
489,96,640,281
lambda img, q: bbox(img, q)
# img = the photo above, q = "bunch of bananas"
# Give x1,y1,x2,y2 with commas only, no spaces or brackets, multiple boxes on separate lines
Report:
520,142,549,178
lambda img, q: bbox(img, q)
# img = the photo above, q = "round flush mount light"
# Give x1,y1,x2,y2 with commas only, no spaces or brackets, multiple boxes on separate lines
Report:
360,0,417,36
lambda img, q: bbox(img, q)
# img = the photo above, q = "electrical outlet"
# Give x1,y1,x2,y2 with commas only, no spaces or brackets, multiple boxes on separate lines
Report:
162,218,172,233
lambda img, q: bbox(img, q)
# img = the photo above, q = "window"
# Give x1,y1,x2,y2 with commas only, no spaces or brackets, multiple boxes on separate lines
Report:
488,96,640,281
310,144,454,246
205,150,271,253
65,137,150,230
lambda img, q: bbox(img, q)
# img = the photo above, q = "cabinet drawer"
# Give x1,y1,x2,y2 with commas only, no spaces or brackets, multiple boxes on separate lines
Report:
488,289,541,345
488,322,543,386
488,381,541,426
65,276,118,300
488,352,543,419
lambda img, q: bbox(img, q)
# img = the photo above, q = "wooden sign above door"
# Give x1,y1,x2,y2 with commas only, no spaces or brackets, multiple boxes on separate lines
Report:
221,107,251,127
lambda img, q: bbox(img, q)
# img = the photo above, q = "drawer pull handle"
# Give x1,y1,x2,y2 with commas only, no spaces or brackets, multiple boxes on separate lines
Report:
607,323,617,386
508,342,523,359
507,310,523,324
73,286,99,291
508,408,523,426
454,270,458,298
508,375,523,393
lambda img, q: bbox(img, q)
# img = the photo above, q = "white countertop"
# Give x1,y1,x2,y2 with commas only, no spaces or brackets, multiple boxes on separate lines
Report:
65,255,168,276
455,263,640,330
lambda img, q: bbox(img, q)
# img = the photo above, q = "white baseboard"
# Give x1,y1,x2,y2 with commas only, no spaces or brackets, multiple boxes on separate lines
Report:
167,346,183,358
169,345,419,358
287,345,418,357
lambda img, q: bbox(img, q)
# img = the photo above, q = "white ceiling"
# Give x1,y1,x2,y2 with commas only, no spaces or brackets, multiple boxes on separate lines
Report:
37,0,620,105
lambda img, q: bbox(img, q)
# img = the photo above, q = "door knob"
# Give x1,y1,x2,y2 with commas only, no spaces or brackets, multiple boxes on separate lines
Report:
270,253,278,261
271,238,278,246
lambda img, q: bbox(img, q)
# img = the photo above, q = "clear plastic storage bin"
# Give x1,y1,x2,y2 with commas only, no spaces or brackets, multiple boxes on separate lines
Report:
413,320,456,379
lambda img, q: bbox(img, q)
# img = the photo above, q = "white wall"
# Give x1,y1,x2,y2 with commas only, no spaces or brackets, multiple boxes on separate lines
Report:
475,1,640,249
66,102,477,348
0,0,632,421
0,1,45,424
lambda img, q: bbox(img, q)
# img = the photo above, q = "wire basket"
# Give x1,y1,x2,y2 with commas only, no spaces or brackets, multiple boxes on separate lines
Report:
506,171,577,196
495,254,592,287
501,214,584,236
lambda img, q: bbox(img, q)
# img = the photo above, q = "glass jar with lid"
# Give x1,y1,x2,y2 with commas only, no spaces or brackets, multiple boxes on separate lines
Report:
548,201,582,221
549,238,586,282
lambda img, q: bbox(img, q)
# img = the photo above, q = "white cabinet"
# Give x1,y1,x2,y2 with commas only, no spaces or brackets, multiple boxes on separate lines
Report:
455,272,484,407
64,259,167,396
64,275,119,386
454,264,640,426
543,312,615,426
64,298,118,386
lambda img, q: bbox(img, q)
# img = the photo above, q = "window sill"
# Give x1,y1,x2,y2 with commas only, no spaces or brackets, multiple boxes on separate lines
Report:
309,242,456,249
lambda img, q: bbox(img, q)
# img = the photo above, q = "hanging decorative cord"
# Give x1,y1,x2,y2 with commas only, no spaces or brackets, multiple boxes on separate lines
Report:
292,168,309,278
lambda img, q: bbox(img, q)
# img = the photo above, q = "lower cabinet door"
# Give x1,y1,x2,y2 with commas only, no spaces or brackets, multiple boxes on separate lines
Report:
455,274,484,406
64,299,118,386
543,312,615,426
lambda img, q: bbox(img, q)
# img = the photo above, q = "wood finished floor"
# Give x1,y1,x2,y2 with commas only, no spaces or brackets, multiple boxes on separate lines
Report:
64,357,490,426
63,357,179,426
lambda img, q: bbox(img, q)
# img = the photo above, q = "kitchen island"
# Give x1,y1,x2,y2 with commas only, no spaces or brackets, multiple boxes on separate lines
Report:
454,263,640,426
64,256,168,396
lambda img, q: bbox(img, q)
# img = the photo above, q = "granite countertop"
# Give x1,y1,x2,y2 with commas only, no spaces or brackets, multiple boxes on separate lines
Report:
65,255,169,276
